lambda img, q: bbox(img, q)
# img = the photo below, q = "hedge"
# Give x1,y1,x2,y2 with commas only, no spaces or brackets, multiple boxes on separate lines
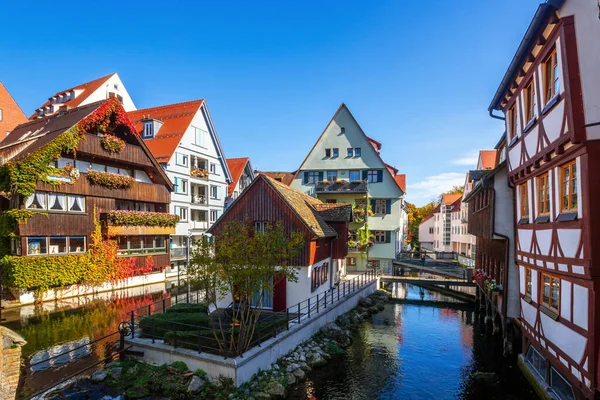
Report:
165,303,209,314
138,312,210,337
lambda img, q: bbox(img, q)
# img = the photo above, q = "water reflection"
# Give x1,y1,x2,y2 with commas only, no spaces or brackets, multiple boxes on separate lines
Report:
287,284,535,400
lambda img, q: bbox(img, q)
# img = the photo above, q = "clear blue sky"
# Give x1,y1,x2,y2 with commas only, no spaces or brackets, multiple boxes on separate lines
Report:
0,0,541,206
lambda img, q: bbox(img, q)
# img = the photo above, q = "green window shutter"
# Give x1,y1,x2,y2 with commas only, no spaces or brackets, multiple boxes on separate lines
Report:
386,199,392,214
303,172,309,184
377,170,383,182
386,231,391,243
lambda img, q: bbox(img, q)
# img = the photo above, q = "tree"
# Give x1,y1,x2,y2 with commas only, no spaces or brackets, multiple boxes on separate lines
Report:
444,185,464,195
406,201,437,250
189,220,305,355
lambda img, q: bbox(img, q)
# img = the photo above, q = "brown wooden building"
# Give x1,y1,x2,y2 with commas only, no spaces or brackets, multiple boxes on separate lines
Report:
208,174,351,311
0,99,175,276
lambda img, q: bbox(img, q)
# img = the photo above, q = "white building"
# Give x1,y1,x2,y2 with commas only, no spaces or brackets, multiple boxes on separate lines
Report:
31,73,136,119
225,157,254,207
128,100,232,273
290,103,407,272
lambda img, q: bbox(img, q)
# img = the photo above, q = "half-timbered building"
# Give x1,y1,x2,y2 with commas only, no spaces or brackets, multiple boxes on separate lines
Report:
208,174,351,311
488,1,600,398
0,98,175,303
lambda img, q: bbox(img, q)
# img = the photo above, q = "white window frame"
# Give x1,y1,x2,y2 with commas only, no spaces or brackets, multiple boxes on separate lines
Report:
143,122,153,138
174,206,188,222
175,152,188,167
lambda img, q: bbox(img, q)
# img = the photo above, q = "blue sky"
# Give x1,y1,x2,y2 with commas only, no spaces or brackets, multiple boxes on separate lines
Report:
0,0,541,206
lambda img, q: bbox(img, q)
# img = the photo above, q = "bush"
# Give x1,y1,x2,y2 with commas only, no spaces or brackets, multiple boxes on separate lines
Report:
139,312,210,337
166,303,209,314
170,361,188,373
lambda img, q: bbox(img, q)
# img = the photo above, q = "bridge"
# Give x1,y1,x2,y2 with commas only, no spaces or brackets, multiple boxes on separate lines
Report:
380,275,475,287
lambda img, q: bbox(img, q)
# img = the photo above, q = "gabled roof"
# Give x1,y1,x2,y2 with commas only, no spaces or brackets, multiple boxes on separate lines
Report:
450,197,461,212
442,193,462,206
30,73,116,119
478,150,497,170
312,203,352,222
128,100,204,163
367,136,382,152
394,174,406,193
421,204,440,223
226,157,251,196
261,171,295,186
263,175,338,238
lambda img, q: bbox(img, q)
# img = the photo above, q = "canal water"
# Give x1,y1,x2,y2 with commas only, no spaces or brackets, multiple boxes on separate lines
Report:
287,283,536,400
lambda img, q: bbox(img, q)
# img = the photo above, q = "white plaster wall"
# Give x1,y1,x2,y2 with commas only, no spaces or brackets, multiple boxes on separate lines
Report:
86,74,137,111
418,217,435,248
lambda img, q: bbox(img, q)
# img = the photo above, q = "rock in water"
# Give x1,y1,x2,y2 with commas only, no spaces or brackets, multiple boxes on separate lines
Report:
359,297,373,307
188,375,206,393
91,370,107,383
286,373,297,385
265,381,286,398
293,368,306,380
307,353,327,368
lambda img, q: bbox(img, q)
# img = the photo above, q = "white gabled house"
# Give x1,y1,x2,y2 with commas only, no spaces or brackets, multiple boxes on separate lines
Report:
128,100,232,274
290,103,407,273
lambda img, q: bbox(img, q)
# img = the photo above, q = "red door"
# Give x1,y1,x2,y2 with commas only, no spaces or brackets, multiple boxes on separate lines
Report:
273,274,287,311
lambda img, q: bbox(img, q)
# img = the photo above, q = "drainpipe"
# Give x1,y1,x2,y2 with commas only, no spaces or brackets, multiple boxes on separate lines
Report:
489,109,506,121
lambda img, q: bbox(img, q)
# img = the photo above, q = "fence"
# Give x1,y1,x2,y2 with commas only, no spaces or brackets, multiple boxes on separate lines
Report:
128,269,378,358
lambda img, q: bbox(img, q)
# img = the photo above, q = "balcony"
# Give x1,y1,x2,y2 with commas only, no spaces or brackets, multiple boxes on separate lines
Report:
190,220,209,231
101,211,178,236
315,180,368,194
170,247,188,260
190,167,209,180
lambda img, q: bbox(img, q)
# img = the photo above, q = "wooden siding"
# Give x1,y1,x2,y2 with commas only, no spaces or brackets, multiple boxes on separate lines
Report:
36,177,171,203
77,134,153,168
467,188,493,240
310,238,331,265
127,253,170,269
328,222,348,260
210,178,316,266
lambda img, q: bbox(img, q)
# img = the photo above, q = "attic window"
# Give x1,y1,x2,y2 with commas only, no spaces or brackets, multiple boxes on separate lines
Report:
341,127,345,134
143,122,154,138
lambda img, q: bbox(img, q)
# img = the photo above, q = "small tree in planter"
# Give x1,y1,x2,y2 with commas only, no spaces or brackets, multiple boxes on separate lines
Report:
189,220,304,355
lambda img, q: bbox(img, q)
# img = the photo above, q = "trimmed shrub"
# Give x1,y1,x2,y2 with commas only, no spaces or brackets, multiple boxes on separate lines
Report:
138,312,210,337
166,303,209,314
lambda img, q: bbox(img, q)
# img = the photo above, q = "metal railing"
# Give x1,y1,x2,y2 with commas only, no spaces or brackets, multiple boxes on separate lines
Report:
170,247,188,259
128,270,378,358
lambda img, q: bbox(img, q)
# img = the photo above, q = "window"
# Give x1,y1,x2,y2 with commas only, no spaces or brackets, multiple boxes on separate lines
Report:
311,262,329,292
143,122,153,138
341,127,345,134
355,148,361,157
210,163,216,174
347,148,353,157
541,273,560,311
349,170,360,181
537,173,550,215
332,148,339,158
525,80,537,122
374,231,386,243
308,171,320,184
210,210,218,222
25,192,85,213
26,192,46,210
346,257,356,266
175,153,188,167
550,368,575,400
49,237,67,254
327,171,337,182
429,227,434,234
117,236,168,256
174,206,188,222
544,48,560,103
48,193,67,211
519,183,529,220
508,104,518,140
27,237,47,255
374,199,387,214
525,268,532,297
69,237,86,253
560,160,577,213
210,185,218,199
255,221,268,233
367,170,378,183
174,177,188,194
368,260,380,269
325,149,331,158
526,346,547,381
68,195,85,212
194,127,206,146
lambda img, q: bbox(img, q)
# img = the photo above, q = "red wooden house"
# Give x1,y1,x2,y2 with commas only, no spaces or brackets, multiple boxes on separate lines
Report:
207,174,351,311
488,0,600,398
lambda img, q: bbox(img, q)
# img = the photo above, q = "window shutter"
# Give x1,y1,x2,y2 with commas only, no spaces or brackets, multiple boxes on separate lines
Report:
386,199,392,214
304,171,309,184
362,170,368,180
370,199,376,212
386,231,391,243
377,170,383,182
318,172,324,182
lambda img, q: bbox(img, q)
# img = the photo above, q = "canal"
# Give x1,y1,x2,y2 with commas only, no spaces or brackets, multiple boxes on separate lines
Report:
287,283,536,400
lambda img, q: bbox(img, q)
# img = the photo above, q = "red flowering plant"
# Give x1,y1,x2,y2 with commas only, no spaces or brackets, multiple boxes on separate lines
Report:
78,97,139,136
105,210,180,227
474,269,489,286
86,170,135,190
100,134,126,154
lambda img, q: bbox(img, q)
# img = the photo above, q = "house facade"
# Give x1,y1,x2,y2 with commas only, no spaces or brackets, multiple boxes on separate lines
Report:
128,100,232,274
0,99,175,303
488,1,600,398
464,141,520,356
0,82,27,140
290,104,406,273
208,174,351,310
30,73,136,119
226,157,254,206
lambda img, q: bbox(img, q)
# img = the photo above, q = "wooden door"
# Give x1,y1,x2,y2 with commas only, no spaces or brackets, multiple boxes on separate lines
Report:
273,274,287,311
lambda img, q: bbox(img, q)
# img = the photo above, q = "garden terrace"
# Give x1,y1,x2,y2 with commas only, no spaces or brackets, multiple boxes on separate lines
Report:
315,180,368,194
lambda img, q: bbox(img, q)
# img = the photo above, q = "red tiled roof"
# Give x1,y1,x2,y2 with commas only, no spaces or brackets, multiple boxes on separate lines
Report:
450,197,461,212
421,204,440,223
442,193,462,205
479,150,497,170
394,174,406,193
30,73,115,119
0,82,27,142
261,171,295,186
367,136,382,151
226,157,250,196
127,100,204,162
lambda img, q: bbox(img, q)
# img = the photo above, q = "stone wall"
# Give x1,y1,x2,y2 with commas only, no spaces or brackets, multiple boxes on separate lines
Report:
0,327,26,400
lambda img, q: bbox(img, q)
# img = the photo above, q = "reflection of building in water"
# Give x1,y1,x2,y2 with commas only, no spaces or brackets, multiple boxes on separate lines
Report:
30,337,91,372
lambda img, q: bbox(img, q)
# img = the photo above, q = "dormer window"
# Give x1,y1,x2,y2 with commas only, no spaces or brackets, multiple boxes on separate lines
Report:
143,122,154,138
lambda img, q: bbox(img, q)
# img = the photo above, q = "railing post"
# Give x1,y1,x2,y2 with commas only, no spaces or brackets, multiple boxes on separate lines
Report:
332,288,335,304
287,308,290,330
162,298,166,313
119,327,126,361
298,303,301,324
316,293,319,314
130,311,135,338
324,291,327,308
151,317,156,343
343,282,346,297
148,304,152,316
198,324,202,353
308,298,311,319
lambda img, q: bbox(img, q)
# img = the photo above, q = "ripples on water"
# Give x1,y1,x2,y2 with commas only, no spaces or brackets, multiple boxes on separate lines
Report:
288,284,536,400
